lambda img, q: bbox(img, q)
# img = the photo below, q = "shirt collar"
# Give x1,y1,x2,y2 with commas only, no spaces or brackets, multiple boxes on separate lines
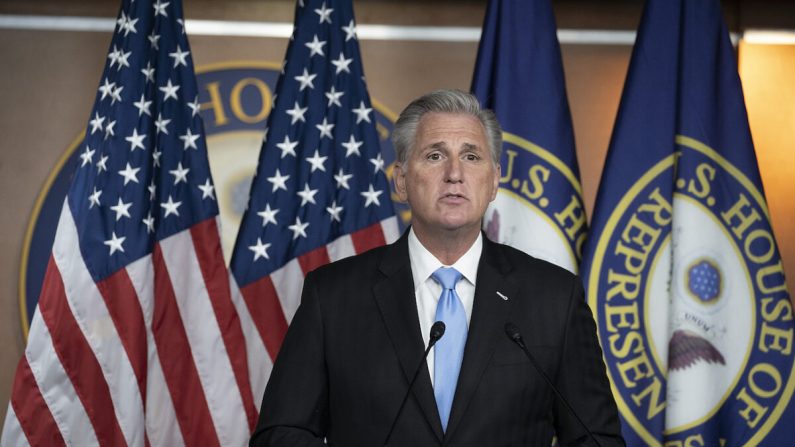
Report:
408,227,482,290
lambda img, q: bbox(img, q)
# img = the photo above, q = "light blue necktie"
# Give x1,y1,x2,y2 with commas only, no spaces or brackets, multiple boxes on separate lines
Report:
432,267,467,432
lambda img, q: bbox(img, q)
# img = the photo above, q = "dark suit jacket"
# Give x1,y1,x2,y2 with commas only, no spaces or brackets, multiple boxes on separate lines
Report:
250,232,624,446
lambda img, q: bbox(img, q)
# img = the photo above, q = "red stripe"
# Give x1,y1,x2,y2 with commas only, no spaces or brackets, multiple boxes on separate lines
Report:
240,276,288,360
38,257,127,446
297,245,331,274
151,244,220,447
95,269,147,405
10,356,66,447
350,222,387,254
190,218,258,430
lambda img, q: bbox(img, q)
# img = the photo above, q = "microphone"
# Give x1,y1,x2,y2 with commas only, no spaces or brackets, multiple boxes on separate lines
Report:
504,322,603,447
383,321,445,446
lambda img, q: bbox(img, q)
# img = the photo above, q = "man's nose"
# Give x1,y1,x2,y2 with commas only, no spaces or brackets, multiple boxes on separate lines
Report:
444,157,463,183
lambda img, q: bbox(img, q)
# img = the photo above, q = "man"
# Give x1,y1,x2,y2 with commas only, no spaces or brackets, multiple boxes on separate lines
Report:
249,89,624,446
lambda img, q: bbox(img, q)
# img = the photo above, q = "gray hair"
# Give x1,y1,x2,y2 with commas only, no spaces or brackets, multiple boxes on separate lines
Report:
391,89,502,167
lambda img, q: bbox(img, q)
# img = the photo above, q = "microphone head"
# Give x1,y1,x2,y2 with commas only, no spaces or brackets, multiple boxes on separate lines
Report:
504,322,522,342
430,321,446,341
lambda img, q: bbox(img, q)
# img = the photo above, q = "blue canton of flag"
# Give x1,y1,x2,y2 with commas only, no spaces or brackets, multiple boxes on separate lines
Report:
2,1,258,445
471,0,586,273
228,0,399,407
581,0,795,445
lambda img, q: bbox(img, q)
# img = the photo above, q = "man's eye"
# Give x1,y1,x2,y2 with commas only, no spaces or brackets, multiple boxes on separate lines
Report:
464,153,479,161
427,153,442,161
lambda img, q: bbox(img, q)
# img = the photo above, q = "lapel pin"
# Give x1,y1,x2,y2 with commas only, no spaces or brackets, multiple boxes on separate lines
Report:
496,291,509,301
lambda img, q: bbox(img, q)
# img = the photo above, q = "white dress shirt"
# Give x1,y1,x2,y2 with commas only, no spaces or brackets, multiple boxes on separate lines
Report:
408,227,482,386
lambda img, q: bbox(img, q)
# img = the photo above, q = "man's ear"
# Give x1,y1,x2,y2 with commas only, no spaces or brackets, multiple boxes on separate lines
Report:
394,163,408,203
490,164,501,201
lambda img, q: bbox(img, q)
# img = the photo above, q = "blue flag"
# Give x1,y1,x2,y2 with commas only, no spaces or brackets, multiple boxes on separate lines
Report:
581,0,795,445
471,0,585,273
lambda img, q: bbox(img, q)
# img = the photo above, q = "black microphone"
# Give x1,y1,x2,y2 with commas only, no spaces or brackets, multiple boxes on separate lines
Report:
383,321,445,446
504,322,603,447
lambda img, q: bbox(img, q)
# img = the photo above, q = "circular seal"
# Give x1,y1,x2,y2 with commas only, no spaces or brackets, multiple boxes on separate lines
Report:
18,61,400,338
588,135,795,445
483,132,587,273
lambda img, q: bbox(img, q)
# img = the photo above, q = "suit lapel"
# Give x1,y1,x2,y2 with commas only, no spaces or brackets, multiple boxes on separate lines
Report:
444,237,517,441
373,233,444,442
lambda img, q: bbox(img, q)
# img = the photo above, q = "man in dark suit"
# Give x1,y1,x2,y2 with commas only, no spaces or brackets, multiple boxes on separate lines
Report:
249,89,624,446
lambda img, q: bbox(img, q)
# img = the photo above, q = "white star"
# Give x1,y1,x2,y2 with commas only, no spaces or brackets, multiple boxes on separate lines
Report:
154,113,171,134
148,31,160,49
118,12,138,36
152,148,162,167
325,86,344,107
104,120,116,139
198,178,215,200
316,118,334,140
110,197,133,221
125,128,147,152
142,212,155,233
107,45,121,68
294,69,317,91
118,162,141,185
148,180,157,199
161,195,182,217
116,50,132,71
159,78,180,101
361,184,383,207
331,53,353,74
133,94,152,117
286,101,308,124
179,128,200,150
98,78,115,100
153,0,169,17
305,149,328,172
352,101,373,124
89,112,105,134
334,168,353,190
96,154,109,173
267,169,290,192
169,162,189,185
326,200,344,222
342,134,363,157
342,19,357,41
103,232,126,255
314,2,333,24
257,203,279,227
88,187,102,208
305,34,327,57
187,95,201,117
297,183,319,206
370,153,385,173
110,85,124,104
177,18,186,34
79,145,95,167
276,135,298,158
169,45,190,68
141,61,155,83
249,238,271,261
288,216,310,240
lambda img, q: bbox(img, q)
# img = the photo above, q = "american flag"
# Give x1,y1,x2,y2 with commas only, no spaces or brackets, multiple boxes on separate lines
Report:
2,0,256,446
229,0,399,406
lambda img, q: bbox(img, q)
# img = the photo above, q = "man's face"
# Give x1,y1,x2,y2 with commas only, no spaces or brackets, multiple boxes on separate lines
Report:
395,112,500,238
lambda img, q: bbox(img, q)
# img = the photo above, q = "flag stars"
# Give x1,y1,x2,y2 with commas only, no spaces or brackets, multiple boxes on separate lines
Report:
267,169,290,192
153,0,169,17
89,112,105,134
118,162,141,185
297,183,319,206
334,168,353,190
198,178,215,200
361,184,383,207
116,49,132,71
98,78,115,100
342,19,357,41
154,113,171,134
125,128,147,151
305,34,327,57
105,120,117,139
161,195,182,217
370,153,385,173
294,69,317,91
179,128,200,150
80,146,95,167
110,197,133,221
159,79,180,101
169,45,190,68
342,134,362,157
331,53,352,74
104,232,126,255
88,187,102,209
288,216,310,240
315,2,333,24
249,238,272,261
169,162,190,185
141,61,155,83
257,203,279,227
326,201,344,222
142,212,155,233
133,94,152,116
148,31,160,50
276,135,298,158
326,86,344,107
152,148,162,167
316,118,334,140
107,45,121,68
352,101,373,124
96,155,109,173
286,102,308,124
305,149,328,172
110,84,124,105
188,95,201,117
148,180,157,200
